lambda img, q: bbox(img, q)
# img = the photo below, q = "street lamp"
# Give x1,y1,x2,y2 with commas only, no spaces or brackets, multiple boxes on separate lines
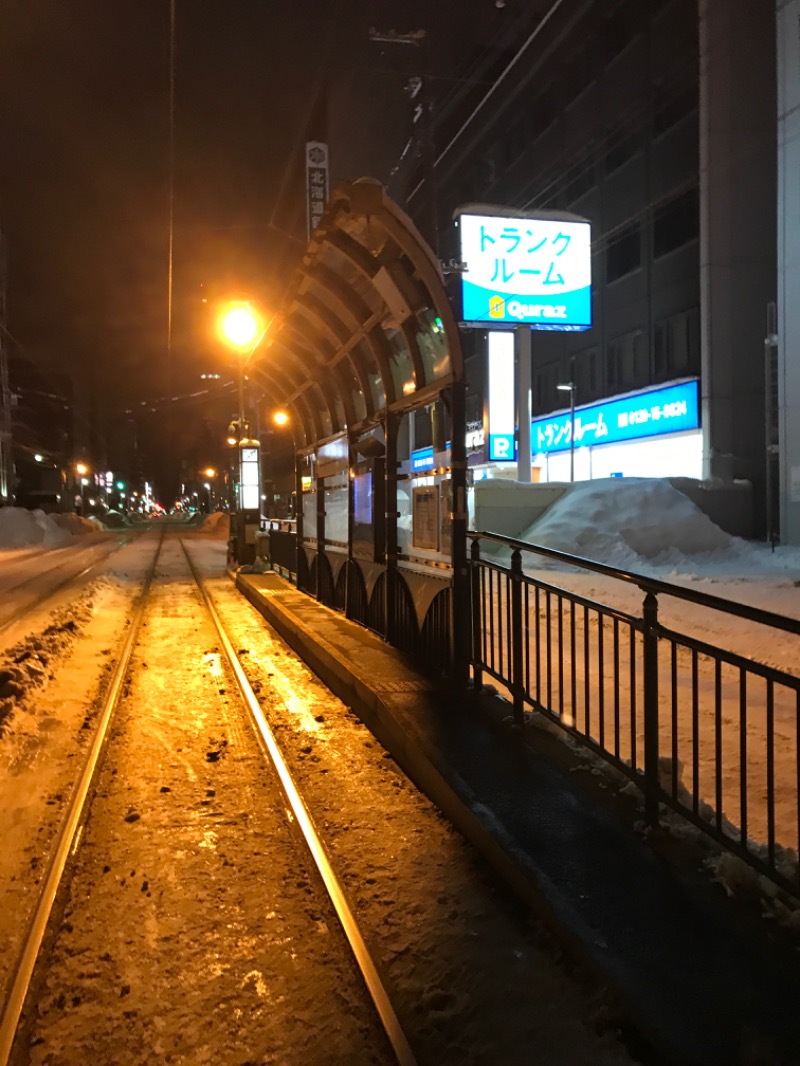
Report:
218,301,263,563
556,381,576,483
201,467,217,511
74,462,90,515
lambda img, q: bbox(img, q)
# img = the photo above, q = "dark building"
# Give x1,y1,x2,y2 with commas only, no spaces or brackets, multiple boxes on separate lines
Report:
329,0,788,538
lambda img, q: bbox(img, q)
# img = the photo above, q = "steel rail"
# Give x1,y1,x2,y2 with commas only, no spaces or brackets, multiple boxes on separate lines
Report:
181,541,417,1066
0,528,164,1064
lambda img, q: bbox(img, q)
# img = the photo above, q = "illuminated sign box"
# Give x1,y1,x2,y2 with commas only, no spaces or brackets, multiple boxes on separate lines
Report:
532,380,700,453
456,205,591,331
411,446,435,473
487,331,515,462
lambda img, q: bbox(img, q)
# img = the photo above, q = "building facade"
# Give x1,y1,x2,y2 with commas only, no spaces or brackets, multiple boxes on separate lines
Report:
329,0,793,540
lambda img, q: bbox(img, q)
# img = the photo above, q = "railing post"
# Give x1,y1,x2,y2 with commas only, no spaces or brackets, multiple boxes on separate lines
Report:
511,548,524,729
642,589,660,827
470,538,483,694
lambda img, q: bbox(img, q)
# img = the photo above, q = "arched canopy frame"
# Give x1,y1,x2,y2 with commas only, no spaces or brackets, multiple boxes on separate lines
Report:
250,179,464,450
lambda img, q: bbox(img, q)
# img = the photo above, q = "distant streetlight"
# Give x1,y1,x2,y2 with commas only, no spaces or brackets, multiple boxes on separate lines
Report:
75,462,89,477
556,381,577,483
273,410,289,428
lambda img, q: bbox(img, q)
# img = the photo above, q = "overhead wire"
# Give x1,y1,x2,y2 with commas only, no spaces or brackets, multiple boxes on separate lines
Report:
406,0,569,205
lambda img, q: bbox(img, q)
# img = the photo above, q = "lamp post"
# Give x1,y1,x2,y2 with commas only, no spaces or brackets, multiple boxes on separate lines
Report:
556,381,576,483
75,461,89,515
219,302,262,564
202,467,216,512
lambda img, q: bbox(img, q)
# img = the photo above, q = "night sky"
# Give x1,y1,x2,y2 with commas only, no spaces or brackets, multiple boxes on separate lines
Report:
0,1,492,500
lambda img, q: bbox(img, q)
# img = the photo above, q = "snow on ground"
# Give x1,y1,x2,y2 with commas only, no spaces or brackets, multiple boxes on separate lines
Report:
0,507,99,549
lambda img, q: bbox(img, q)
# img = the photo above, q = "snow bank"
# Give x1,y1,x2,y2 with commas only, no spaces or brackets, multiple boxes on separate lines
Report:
96,510,127,529
195,511,230,538
0,507,75,549
512,478,735,570
51,513,97,537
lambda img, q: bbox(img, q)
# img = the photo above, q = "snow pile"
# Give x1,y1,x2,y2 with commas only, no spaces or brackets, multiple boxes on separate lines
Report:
0,507,74,549
195,511,230,538
507,478,757,572
0,591,97,733
51,513,97,537
95,510,127,529
525,478,732,564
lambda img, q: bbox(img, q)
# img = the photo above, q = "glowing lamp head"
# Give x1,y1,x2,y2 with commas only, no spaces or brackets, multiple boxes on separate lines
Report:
273,410,289,427
203,467,216,478
220,303,259,349
75,462,89,477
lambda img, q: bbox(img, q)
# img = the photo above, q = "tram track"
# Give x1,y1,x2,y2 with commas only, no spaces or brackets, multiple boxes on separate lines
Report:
0,525,638,1066
0,528,415,1065
0,534,135,639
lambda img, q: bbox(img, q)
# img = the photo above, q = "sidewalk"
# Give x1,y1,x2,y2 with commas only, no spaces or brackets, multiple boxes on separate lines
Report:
236,569,800,1066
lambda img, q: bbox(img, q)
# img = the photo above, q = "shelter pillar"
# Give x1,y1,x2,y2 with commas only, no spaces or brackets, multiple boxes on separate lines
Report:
384,411,400,643
449,380,470,687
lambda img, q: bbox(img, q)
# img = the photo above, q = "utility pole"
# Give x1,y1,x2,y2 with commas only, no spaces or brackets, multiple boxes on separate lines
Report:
0,228,12,504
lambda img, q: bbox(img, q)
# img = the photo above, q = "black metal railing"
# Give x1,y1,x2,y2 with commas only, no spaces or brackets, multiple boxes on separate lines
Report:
469,530,800,899
264,520,297,578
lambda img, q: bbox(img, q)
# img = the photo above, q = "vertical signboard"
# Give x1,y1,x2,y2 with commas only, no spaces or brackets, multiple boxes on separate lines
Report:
456,207,592,331
487,331,516,461
306,141,330,239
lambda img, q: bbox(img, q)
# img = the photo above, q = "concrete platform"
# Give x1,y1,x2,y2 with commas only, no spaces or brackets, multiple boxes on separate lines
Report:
236,569,800,1066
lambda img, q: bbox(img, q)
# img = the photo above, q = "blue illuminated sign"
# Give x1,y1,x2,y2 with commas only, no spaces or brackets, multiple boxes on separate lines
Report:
457,208,591,331
411,446,435,472
489,434,515,461
532,380,700,453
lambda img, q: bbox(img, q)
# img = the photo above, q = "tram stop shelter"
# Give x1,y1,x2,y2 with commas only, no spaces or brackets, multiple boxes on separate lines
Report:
245,179,470,682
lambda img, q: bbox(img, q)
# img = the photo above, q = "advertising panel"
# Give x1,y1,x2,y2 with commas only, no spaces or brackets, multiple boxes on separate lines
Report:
457,208,591,331
487,330,516,461
531,380,700,454
412,486,439,550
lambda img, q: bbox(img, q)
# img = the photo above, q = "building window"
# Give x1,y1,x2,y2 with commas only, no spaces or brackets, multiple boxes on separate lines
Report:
572,346,599,402
534,362,561,415
607,330,646,390
603,0,641,64
654,307,700,378
503,116,527,168
563,44,594,107
653,188,699,258
605,128,639,175
566,154,594,204
528,85,556,141
606,223,641,283
653,82,696,137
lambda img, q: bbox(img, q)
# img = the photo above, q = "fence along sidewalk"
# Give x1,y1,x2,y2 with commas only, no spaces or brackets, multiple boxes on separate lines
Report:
468,531,800,901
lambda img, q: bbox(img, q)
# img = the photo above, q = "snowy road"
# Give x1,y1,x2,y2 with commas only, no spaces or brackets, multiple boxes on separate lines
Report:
1,528,635,1065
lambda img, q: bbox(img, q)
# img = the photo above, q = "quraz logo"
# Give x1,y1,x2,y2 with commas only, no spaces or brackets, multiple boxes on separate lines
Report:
488,295,505,318
508,300,567,320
